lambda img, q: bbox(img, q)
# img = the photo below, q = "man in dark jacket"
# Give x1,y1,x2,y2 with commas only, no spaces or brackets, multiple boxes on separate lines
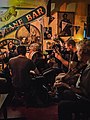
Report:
57,39,90,120
9,45,39,105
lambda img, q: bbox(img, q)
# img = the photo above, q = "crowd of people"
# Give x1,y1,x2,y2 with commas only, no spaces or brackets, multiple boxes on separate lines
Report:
0,38,90,119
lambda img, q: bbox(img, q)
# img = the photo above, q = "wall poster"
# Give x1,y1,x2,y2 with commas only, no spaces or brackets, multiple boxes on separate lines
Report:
58,12,75,37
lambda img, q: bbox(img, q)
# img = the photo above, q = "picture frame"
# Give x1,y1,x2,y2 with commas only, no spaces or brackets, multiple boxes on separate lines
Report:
58,12,75,37
44,27,52,40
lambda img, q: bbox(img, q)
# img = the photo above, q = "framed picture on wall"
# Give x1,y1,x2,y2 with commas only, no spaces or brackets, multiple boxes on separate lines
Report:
58,12,75,37
44,27,52,39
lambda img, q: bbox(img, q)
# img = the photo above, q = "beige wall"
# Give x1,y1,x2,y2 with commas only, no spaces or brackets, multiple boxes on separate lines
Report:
43,1,90,50
0,1,90,51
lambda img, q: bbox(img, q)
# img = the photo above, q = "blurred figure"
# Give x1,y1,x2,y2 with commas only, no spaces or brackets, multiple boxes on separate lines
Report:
55,39,78,73
28,43,41,61
0,50,5,71
6,41,17,59
0,49,5,60
9,45,39,105
1,57,12,92
57,39,90,120
28,43,48,73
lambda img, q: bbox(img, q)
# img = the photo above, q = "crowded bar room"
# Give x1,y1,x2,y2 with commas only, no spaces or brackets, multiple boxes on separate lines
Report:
0,0,90,120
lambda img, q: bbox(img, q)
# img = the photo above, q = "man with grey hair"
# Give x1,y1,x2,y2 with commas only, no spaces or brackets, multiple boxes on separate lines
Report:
28,43,41,61
57,39,90,120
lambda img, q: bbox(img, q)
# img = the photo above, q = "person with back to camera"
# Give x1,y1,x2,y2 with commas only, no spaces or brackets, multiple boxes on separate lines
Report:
55,39,90,120
9,45,39,106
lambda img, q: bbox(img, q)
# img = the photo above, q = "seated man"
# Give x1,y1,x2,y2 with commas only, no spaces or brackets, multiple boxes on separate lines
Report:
55,39,90,120
55,39,78,73
28,43,49,74
51,40,79,97
9,45,39,105
28,43,42,61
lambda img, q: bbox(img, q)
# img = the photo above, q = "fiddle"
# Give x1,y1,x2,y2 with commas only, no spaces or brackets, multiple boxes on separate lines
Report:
56,62,87,83
51,61,87,94
62,61,87,83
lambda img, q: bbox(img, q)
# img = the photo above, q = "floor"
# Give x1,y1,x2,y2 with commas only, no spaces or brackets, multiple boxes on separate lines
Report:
0,103,58,120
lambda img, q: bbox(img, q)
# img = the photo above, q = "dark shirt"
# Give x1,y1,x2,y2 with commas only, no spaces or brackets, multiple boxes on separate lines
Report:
61,50,78,73
32,51,42,63
80,63,90,99
31,51,49,73
9,56,36,90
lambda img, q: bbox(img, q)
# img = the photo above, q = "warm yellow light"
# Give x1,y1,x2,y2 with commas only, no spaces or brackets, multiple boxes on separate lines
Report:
74,34,84,42
9,0,21,6
8,0,47,7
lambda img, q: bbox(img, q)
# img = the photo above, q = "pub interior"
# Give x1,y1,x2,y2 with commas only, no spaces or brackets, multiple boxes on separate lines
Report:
0,0,90,120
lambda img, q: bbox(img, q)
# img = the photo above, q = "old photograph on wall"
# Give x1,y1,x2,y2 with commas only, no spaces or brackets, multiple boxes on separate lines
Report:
58,12,75,37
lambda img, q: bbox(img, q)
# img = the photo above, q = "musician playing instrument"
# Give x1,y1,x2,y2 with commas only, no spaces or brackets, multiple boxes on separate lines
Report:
48,39,78,96
54,40,87,88
54,61,87,87
58,39,90,120
54,39,89,90
55,39,78,73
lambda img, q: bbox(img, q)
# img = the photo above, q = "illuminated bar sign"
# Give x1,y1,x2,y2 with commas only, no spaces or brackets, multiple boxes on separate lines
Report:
0,6,46,38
